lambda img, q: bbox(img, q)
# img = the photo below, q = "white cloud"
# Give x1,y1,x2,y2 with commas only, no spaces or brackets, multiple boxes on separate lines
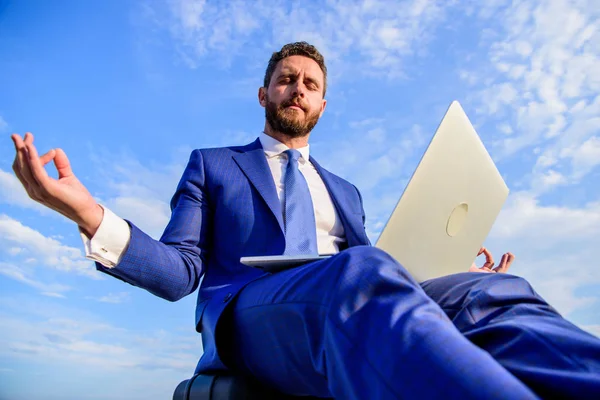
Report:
7,247,24,255
485,190,600,319
560,135,600,179
172,0,206,32
498,123,513,135
0,309,201,379
531,169,567,192
151,0,450,78
462,0,600,185
491,192,600,242
40,292,67,299
522,253,600,315
0,214,99,278
349,118,387,129
0,169,50,214
89,149,188,239
86,292,131,304
518,248,600,318
105,196,170,239
0,262,71,294
531,275,598,317
321,120,427,190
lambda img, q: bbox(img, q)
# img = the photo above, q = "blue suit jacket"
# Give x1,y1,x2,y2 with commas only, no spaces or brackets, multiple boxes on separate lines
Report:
96,138,370,372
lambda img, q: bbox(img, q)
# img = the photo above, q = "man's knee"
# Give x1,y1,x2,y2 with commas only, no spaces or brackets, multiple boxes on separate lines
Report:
334,246,412,285
340,245,390,261
466,274,555,321
329,246,418,309
478,274,538,299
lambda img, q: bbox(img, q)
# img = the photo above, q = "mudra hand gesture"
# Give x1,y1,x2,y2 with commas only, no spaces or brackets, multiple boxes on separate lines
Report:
469,247,515,273
11,132,103,238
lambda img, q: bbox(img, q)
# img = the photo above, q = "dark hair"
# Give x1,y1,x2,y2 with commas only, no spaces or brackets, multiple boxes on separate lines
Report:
263,41,327,96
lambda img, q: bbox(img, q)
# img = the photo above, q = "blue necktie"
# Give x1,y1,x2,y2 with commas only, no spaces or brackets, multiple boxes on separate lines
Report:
283,149,318,255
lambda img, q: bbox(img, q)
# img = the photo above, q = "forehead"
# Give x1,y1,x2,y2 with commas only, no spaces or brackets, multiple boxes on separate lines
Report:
275,55,324,81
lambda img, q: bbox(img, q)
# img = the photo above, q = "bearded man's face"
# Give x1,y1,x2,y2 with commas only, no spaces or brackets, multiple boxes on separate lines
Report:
261,55,326,138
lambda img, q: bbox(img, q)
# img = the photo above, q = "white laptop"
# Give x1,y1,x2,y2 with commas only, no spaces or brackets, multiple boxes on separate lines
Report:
241,101,509,282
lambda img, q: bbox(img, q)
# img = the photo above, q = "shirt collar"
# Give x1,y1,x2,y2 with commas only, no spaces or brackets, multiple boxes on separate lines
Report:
259,132,310,163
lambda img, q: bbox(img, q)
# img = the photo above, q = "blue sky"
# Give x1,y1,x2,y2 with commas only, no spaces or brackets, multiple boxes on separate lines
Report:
1,0,599,399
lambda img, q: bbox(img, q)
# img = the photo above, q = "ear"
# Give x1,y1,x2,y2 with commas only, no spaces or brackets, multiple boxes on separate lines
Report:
319,98,327,118
258,87,267,108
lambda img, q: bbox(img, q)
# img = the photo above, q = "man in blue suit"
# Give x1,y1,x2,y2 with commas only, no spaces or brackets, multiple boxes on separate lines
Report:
11,42,600,399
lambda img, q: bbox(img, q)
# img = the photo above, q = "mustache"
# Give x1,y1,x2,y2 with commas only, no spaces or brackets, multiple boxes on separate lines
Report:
281,97,307,112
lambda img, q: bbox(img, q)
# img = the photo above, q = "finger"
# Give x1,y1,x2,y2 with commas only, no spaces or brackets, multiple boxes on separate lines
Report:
483,248,493,263
24,134,51,185
15,133,36,185
501,252,515,273
494,253,515,273
494,254,508,273
21,133,50,201
12,133,26,168
477,247,485,256
12,158,29,192
11,133,24,150
482,248,495,269
12,159,28,188
53,148,74,180
11,134,28,185
507,252,515,264
39,149,57,167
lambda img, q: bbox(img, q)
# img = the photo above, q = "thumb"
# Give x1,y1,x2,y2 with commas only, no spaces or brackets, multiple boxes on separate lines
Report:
53,148,74,179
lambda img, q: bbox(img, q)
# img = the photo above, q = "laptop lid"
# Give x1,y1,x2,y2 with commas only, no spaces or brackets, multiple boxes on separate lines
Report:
375,101,509,282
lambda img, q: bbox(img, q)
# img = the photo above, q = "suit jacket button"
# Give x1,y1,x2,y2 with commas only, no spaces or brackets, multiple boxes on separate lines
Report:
223,293,232,302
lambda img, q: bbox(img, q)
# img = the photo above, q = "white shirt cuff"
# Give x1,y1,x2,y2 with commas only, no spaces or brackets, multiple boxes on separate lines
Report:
80,205,131,268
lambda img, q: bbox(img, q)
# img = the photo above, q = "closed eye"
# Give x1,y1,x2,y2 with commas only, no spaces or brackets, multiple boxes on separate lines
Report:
306,80,319,90
278,75,293,84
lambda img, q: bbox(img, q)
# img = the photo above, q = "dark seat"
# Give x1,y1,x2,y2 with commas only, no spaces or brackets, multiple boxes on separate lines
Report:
173,374,331,400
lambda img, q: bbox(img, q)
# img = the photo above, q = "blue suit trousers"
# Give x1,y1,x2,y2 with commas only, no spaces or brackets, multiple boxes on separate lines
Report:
222,246,600,399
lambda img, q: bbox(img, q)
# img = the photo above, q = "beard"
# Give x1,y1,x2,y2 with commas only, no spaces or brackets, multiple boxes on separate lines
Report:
265,95,321,138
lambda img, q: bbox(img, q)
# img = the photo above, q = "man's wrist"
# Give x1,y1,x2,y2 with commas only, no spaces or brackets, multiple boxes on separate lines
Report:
79,203,104,239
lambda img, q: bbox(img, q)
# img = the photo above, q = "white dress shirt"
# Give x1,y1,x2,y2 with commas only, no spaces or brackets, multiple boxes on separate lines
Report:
82,133,346,267
258,133,346,254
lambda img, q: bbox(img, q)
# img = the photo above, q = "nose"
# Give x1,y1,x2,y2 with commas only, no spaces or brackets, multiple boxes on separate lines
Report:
291,80,306,98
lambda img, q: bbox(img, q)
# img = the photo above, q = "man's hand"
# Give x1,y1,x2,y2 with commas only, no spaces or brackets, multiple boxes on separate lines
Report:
469,247,515,274
11,132,103,237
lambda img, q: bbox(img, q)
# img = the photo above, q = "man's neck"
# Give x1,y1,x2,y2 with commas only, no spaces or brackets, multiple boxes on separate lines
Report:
263,126,310,149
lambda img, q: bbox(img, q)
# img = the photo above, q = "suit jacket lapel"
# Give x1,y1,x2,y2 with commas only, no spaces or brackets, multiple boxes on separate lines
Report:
310,156,368,247
233,139,284,233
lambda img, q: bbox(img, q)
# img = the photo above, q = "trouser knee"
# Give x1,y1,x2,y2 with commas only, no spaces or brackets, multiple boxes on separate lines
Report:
328,246,420,320
466,274,556,323
334,245,415,287
476,274,539,300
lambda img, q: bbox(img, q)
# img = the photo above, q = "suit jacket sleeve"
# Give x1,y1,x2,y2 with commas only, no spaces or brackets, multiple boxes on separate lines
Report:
96,149,211,302
353,184,371,246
